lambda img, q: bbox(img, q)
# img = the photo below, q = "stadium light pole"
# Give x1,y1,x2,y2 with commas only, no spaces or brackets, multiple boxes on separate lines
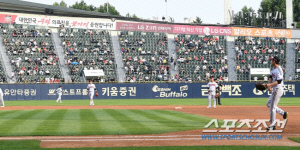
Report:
107,0,109,14
165,0,168,22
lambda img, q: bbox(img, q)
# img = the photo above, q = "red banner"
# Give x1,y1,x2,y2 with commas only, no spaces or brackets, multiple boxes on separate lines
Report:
0,14,17,24
116,22,173,33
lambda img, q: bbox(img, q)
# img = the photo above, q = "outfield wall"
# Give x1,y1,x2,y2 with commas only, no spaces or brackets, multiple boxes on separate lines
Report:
1,82,298,101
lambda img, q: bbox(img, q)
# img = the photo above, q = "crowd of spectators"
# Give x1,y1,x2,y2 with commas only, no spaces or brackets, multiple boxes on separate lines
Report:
1,25,62,83
120,32,171,82
235,36,286,80
59,28,116,82
174,35,228,82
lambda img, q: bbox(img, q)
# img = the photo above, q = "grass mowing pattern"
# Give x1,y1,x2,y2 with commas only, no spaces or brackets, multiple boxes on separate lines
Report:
79,109,103,135
58,109,80,135
32,110,67,136
104,109,153,134
129,110,196,132
1,140,300,150
93,109,129,135
0,110,21,117
0,110,44,136
4,97,300,106
0,109,212,136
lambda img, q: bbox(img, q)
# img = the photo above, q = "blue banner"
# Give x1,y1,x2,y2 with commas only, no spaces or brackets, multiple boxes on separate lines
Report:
1,82,298,101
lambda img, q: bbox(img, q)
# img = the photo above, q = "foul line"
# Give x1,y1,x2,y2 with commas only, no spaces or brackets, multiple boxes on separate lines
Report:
0,134,298,141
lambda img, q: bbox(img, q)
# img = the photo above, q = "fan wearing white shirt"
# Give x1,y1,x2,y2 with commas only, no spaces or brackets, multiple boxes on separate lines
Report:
264,75,268,81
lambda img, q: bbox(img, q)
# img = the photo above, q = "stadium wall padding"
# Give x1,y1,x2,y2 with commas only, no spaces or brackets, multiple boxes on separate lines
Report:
1,82,298,101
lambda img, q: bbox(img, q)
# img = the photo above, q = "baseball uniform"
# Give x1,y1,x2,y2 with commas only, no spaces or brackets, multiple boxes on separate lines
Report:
207,82,218,108
87,84,96,105
56,87,63,103
266,65,285,127
0,88,4,107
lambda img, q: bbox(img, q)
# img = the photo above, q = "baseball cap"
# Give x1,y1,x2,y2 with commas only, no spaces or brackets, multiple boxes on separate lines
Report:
272,56,280,63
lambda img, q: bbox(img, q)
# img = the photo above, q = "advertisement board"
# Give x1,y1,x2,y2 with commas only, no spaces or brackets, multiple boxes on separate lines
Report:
1,82,298,101
231,27,292,38
250,68,271,81
0,13,115,30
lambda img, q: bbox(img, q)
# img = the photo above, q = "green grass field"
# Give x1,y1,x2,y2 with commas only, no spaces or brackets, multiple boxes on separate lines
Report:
1,140,300,150
1,97,299,149
4,97,300,106
0,109,215,136
289,137,300,143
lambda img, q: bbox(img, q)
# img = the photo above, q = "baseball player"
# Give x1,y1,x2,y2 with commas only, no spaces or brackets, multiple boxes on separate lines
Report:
56,86,63,103
207,76,218,108
87,80,97,106
265,56,288,130
0,87,4,107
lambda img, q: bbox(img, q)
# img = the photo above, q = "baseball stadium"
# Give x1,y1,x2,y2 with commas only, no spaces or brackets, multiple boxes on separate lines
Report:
0,0,300,149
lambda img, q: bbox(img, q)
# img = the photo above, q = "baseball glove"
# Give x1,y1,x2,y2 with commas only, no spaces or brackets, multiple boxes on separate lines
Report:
215,93,219,98
95,92,99,97
255,82,267,91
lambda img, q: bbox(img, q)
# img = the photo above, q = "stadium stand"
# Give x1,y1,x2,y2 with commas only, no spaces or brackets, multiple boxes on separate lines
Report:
119,31,170,82
59,27,117,82
0,24,8,83
234,36,287,80
1,24,62,83
295,39,300,80
174,34,228,82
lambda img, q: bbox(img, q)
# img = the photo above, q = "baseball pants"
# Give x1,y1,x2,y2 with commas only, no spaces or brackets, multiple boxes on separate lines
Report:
266,87,284,126
89,92,94,100
0,95,4,107
56,93,62,102
208,92,216,108
217,91,221,104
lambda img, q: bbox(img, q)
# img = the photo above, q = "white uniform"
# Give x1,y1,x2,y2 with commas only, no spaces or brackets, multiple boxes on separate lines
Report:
266,66,285,126
87,84,96,100
0,88,4,107
207,82,218,108
56,88,63,103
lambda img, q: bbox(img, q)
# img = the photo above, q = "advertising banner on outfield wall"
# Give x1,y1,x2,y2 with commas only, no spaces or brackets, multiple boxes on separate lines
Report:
231,27,292,38
0,13,115,30
172,25,232,36
116,22,232,36
1,82,298,101
116,22,173,33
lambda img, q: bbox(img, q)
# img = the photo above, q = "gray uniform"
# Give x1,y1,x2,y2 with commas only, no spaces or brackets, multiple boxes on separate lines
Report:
0,88,4,107
266,66,285,126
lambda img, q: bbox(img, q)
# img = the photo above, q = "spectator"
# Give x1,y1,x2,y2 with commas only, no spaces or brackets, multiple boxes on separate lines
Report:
45,69,50,75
